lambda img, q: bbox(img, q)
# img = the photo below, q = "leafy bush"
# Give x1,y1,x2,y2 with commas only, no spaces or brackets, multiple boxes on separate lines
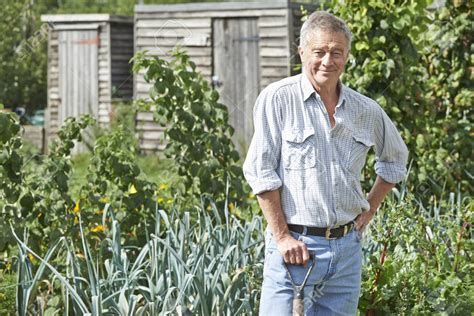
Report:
132,49,249,209
319,0,473,198
359,189,473,314
0,1,47,112
0,111,96,253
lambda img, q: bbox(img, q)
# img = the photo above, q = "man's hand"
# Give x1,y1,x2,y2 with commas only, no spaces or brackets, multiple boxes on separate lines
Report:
355,176,396,232
354,209,376,232
274,233,310,267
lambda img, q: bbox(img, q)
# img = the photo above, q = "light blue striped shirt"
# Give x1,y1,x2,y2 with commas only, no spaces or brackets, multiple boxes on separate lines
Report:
243,73,409,227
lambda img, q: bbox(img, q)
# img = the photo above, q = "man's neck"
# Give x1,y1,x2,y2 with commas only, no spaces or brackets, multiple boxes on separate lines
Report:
315,81,340,111
317,85,339,102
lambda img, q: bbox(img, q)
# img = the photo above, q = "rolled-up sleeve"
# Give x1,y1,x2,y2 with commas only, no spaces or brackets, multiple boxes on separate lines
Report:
243,87,283,195
373,107,409,184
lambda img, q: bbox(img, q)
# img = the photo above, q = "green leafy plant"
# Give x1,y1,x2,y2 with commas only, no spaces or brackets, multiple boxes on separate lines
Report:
359,191,473,315
12,201,264,315
317,0,472,198
132,49,248,209
0,113,95,254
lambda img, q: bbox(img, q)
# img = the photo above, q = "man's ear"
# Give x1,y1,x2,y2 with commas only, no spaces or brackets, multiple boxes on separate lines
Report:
298,46,304,61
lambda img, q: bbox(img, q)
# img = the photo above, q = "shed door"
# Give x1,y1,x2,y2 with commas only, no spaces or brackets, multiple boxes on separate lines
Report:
58,28,99,153
212,18,260,153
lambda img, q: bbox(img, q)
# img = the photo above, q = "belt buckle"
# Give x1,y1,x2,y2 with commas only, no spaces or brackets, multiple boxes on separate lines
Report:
325,227,336,240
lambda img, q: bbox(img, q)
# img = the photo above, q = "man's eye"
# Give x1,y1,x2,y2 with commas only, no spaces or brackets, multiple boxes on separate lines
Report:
314,51,325,56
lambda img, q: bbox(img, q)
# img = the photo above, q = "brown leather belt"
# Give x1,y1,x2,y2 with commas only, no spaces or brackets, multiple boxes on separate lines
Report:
288,221,355,240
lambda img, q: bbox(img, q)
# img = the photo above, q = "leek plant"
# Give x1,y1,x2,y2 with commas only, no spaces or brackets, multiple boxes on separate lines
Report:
12,200,264,315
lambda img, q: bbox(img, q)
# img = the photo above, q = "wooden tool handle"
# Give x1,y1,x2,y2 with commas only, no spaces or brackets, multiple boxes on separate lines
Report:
292,298,304,316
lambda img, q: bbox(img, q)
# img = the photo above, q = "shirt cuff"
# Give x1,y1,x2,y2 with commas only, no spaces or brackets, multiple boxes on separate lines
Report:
244,172,282,195
375,161,407,184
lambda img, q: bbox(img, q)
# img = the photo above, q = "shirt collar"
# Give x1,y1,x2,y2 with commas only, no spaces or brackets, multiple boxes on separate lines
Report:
300,72,347,107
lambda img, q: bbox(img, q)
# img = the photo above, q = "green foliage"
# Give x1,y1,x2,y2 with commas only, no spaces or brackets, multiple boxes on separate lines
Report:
0,113,96,253
9,189,473,314
319,0,473,198
132,49,248,208
414,0,473,196
359,192,473,314
0,271,16,314
0,1,47,111
2,108,471,314
12,202,264,314
77,126,158,243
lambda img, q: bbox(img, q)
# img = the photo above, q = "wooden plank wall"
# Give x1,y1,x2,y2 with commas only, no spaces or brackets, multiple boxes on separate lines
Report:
45,23,109,150
134,6,291,154
98,23,111,127
45,29,60,151
44,19,134,153
58,29,99,155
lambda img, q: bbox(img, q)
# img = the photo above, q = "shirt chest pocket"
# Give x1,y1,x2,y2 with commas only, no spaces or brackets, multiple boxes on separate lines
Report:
347,133,374,170
281,129,316,170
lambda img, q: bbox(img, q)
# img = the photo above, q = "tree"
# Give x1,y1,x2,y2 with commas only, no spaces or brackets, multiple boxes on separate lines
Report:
0,1,48,112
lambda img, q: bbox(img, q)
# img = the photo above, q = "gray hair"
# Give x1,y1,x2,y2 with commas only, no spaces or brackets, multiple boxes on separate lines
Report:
299,11,352,51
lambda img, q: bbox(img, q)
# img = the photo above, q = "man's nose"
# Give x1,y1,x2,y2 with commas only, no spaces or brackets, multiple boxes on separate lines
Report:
321,53,333,66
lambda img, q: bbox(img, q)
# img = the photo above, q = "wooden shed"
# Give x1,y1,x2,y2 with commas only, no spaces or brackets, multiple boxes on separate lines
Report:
134,1,315,154
41,14,134,153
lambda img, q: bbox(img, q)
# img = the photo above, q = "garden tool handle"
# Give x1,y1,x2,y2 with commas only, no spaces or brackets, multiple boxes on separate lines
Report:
292,286,304,316
284,251,316,316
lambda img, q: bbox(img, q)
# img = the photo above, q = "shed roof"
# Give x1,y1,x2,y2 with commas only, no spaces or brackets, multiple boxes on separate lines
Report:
135,1,314,13
41,14,133,24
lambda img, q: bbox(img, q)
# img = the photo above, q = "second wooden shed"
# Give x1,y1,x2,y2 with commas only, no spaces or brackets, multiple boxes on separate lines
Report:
134,1,315,154
41,14,134,153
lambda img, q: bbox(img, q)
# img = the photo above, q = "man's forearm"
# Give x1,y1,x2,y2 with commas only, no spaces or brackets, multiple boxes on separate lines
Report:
366,176,396,213
257,189,310,265
256,189,290,239
354,175,396,230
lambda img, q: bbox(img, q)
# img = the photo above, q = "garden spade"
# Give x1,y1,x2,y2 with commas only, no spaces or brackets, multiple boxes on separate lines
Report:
283,252,316,316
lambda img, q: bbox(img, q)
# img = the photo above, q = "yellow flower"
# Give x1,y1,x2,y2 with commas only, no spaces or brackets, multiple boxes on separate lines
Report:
157,197,164,204
100,196,110,203
73,201,80,214
28,253,36,264
159,183,169,190
228,203,235,212
74,216,79,225
166,199,173,205
90,224,106,233
129,184,138,194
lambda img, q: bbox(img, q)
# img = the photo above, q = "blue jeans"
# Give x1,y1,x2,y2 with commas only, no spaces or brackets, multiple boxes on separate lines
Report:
259,225,363,315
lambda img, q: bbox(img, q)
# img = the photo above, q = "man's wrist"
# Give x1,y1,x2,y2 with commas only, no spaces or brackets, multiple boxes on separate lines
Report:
274,230,292,242
368,207,378,215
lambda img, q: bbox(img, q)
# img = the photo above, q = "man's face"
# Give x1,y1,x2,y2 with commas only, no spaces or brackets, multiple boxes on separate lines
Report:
298,30,349,90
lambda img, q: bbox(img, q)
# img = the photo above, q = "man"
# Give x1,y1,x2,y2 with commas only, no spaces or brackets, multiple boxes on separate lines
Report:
243,11,409,315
